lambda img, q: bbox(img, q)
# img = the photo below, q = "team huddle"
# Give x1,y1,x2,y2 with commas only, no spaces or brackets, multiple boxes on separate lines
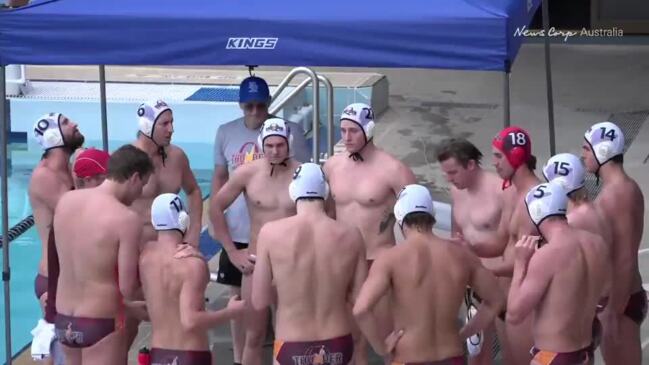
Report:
27,76,647,365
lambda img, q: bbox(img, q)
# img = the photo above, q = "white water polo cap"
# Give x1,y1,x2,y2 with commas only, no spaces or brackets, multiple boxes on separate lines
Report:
137,100,172,139
542,153,586,195
257,118,293,155
394,184,435,227
33,113,65,150
289,163,329,202
524,182,568,228
584,121,625,166
340,103,375,142
151,193,191,235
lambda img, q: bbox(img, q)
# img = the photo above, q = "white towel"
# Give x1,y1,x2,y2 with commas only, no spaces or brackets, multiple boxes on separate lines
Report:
30,319,55,361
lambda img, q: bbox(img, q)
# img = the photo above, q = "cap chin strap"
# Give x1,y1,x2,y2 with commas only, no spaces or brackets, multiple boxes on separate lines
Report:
349,137,372,162
270,158,289,176
142,133,167,167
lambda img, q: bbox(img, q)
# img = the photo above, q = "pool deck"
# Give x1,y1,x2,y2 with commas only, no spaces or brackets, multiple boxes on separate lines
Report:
10,38,649,364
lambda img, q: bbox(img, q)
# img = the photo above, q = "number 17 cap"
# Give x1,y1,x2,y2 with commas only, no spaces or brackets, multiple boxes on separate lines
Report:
584,121,625,166
151,193,190,235
542,153,585,195
524,182,568,228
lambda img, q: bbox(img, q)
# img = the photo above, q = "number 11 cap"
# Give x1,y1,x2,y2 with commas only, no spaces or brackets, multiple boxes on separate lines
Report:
525,182,568,228
542,153,586,195
584,121,625,166
151,193,190,235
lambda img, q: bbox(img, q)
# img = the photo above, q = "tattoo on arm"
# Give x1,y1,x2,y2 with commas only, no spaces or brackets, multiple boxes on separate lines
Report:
379,212,396,234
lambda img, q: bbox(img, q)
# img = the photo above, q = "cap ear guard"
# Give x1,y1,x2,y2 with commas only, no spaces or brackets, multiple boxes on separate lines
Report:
584,121,625,166
137,100,171,139
33,113,66,150
177,211,190,234
151,193,191,236
257,119,294,156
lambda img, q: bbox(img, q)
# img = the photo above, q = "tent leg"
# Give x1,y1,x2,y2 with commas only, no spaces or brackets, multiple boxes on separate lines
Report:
503,71,510,128
99,65,108,152
542,0,556,155
1,65,13,365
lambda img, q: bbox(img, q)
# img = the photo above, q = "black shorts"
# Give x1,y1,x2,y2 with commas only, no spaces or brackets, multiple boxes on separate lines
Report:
216,242,248,287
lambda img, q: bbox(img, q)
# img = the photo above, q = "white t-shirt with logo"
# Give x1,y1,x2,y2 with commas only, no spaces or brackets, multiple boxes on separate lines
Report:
213,117,309,244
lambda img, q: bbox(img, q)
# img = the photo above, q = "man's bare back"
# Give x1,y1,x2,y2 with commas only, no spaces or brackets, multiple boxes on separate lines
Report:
325,150,415,260
354,185,504,364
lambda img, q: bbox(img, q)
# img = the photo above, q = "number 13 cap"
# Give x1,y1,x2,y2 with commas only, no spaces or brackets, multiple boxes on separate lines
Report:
542,153,586,195
492,126,532,170
151,193,190,235
525,182,568,228
584,121,625,166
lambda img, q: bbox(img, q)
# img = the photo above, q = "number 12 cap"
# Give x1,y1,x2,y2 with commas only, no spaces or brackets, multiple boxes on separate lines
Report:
525,182,568,228
584,121,625,166
151,193,190,235
542,153,586,195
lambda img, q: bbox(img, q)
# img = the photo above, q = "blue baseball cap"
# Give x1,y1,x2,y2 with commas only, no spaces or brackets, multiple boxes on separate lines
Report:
239,76,270,104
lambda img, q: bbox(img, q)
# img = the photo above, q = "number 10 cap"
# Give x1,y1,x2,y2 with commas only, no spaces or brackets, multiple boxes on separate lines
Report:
151,193,190,235
584,121,625,166
542,153,586,195
524,182,568,228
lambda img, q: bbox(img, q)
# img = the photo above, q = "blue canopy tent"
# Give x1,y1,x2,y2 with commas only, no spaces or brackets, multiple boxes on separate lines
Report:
0,0,553,362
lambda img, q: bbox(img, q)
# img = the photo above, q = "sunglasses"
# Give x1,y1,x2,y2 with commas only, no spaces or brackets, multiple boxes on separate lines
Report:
243,102,268,112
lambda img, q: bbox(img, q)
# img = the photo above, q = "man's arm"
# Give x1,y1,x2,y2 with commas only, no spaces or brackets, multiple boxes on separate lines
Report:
30,169,70,212
460,251,506,340
507,239,554,324
322,159,336,219
251,225,274,311
348,229,368,304
352,257,392,356
392,162,417,193
117,211,144,300
179,150,202,247
601,194,640,315
179,259,245,331
208,167,253,273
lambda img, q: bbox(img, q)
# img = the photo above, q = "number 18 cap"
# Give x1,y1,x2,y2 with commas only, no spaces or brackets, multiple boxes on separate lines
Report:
524,182,568,228
584,121,625,166
151,193,190,235
492,126,532,170
542,153,585,195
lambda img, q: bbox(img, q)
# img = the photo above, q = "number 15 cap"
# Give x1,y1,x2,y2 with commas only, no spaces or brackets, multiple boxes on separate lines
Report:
584,121,625,166
151,193,190,235
525,182,568,227
492,126,532,170
542,153,586,195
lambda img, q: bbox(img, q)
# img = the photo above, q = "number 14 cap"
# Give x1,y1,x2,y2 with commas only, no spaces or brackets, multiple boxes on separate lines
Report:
151,193,190,235
525,181,568,228
584,121,625,166
542,153,586,195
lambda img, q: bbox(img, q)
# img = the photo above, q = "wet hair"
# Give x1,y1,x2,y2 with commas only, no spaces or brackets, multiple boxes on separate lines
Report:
435,138,483,167
610,154,624,164
296,197,325,203
107,145,154,183
402,212,436,232
526,155,537,170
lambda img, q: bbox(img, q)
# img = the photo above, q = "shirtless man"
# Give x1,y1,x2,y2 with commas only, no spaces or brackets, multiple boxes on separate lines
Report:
140,193,246,365
211,76,310,365
541,153,612,244
507,181,610,365
436,138,512,365
353,184,505,365
323,103,416,365
131,99,202,247
210,118,301,365
53,144,153,365
28,113,84,318
251,163,366,365
581,122,646,365
491,126,541,365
